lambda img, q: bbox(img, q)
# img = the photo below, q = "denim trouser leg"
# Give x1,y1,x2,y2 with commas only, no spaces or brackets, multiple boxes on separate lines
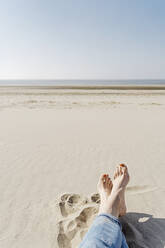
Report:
79,213,128,248
121,232,128,248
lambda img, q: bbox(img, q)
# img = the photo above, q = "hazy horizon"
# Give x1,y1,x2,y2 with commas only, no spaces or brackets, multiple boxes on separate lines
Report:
1,78,165,81
0,79,165,87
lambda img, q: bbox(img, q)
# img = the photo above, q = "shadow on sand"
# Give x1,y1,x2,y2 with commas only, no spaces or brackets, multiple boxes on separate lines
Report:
120,212,165,248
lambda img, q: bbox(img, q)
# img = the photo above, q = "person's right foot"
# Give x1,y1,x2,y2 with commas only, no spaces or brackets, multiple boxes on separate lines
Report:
113,164,129,217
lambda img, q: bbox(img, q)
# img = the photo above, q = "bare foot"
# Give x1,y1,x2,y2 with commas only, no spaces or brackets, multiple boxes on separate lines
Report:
113,164,130,217
97,174,113,214
98,164,129,218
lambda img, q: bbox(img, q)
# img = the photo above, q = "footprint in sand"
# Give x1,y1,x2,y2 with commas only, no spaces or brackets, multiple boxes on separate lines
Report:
57,193,99,248
59,193,89,217
90,193,100,204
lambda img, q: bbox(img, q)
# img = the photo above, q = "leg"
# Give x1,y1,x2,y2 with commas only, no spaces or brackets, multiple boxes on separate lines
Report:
79,213,123,248
79,165,129,247
121,233,129,248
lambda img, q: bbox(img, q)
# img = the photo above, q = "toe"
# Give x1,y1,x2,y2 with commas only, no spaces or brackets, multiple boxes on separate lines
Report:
109,178,113,188
120,164,127,174
105,175,109,187
101,174,106,181
117,166,120,176
107,177,111,187
120,163,127,170
114,167,118,179
110,181,113,190
119,165,123,175
98,174,106,187
103,174,107,184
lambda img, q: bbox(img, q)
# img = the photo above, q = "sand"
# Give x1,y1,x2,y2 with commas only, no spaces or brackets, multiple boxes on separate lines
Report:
0,86,165,248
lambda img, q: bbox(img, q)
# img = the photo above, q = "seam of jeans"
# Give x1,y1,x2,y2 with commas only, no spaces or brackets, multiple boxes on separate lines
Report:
97,213,122,228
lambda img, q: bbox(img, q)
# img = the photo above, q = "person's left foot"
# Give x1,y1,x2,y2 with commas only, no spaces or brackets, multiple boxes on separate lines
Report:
97,174,113,214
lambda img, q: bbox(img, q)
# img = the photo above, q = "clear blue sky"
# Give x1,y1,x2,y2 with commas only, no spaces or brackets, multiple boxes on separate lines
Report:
0,0,165,79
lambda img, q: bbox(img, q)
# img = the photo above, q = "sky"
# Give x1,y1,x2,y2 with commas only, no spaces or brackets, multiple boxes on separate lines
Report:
0,0,165,79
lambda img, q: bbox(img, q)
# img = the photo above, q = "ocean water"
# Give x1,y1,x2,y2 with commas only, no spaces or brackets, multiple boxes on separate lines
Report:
0,79,165,86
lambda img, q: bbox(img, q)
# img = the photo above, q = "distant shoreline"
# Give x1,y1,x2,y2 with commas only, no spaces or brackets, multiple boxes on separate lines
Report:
1,85,165,90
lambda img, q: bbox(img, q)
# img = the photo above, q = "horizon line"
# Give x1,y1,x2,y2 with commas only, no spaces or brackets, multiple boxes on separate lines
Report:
0,78,165,81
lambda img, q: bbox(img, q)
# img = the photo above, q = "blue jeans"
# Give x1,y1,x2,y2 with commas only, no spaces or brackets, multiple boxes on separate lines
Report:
79,213,128,248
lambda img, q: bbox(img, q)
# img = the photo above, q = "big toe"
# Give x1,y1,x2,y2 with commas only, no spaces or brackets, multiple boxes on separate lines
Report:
120,164,128,175
98,174,107,189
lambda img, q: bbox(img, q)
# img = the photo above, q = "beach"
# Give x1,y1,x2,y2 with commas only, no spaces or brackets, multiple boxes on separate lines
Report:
0,86,165,248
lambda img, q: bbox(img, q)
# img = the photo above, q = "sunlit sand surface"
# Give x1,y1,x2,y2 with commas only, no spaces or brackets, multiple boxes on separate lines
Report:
0,87,165,247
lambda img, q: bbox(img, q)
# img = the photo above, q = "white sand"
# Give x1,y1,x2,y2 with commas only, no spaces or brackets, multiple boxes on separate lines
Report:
0,87,165,248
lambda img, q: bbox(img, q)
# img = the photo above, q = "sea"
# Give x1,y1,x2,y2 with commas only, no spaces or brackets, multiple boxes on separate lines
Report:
0,79,165,86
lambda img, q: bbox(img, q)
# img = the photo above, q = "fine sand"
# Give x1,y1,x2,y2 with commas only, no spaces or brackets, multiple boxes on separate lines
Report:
0,86,165,248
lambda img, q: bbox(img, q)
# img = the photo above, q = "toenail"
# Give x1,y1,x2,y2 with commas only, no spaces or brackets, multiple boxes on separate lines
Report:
120,163,125,167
